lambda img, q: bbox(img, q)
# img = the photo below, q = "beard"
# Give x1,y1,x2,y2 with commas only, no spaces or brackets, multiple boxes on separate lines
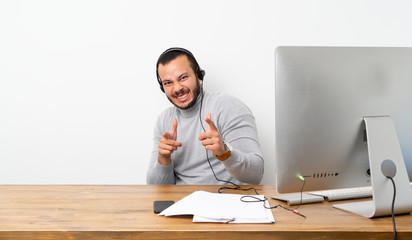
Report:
167,80,202,110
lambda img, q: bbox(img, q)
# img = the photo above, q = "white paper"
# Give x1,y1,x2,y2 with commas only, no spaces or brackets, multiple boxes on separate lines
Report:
159,191,275,223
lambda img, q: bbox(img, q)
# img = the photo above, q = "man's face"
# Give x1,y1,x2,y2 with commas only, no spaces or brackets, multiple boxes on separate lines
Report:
158,55,201,109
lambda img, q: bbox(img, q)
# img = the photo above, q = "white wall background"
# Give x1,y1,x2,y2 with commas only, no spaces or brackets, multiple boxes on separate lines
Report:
1,0,411,184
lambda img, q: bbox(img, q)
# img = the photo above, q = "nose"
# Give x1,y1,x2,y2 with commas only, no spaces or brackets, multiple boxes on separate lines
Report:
172,81,183,92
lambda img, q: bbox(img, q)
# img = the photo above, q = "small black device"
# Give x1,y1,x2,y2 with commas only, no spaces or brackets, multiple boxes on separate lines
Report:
153,200,175,213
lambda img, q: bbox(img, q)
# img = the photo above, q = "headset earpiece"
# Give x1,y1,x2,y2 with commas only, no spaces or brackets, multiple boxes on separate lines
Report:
198,69,205,81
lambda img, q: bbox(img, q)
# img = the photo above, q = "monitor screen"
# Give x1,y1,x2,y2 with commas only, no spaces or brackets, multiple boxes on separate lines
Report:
275,46,412,194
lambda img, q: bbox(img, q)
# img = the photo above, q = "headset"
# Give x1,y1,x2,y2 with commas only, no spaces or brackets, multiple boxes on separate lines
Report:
156,47,205,92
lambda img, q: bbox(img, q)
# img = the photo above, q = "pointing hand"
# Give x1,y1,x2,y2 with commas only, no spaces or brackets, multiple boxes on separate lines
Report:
158,118,182,166
199,113,226,157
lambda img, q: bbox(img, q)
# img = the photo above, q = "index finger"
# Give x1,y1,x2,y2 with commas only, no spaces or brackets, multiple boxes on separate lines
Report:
170,118,178,140
205,113,218,132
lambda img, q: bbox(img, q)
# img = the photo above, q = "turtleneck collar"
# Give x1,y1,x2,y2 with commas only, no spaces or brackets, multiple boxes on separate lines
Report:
176,91,205,118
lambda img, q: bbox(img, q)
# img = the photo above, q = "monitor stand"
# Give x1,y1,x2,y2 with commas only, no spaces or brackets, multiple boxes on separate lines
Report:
333,116,412,218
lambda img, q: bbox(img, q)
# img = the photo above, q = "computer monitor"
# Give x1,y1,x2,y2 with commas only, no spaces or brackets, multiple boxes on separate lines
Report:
275,46,412,217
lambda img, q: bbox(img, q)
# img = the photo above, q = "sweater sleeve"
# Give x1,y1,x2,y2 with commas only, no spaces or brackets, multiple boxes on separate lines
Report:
215,94,264,184
146,111,176,184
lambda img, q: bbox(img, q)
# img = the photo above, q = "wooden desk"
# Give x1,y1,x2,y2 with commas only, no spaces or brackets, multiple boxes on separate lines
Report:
0,185,411,239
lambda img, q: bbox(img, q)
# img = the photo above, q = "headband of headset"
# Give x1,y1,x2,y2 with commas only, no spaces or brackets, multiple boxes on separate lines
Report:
156,47,205,92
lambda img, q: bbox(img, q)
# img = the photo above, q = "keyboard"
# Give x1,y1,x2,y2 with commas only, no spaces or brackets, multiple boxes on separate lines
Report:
309,186,372,201
308,182,412,201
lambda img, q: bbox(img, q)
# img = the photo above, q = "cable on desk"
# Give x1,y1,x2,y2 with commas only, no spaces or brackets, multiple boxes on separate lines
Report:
240,178,308,219
204,149,259,195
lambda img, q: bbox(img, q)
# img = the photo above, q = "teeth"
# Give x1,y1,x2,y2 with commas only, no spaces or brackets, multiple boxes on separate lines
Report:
177,93,188,99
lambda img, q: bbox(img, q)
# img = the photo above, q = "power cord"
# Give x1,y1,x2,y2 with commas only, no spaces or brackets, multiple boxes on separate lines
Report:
387,176,397,240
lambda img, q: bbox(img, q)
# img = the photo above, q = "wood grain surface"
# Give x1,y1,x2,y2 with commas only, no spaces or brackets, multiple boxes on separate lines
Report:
0,185,411,239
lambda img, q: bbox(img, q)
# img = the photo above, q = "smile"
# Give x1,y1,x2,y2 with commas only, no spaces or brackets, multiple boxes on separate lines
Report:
176,92,189,102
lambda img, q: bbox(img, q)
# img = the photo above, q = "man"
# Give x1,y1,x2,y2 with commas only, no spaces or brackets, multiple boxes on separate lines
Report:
146,47,264,185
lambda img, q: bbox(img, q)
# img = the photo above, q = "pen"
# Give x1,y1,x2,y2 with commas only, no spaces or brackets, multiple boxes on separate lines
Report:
292,209,306,218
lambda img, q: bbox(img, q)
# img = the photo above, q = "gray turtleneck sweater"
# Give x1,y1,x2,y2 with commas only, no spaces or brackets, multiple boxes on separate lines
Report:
146,91,264,185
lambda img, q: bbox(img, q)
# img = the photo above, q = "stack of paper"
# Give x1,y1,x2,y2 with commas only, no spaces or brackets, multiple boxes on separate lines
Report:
158,191,275,223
